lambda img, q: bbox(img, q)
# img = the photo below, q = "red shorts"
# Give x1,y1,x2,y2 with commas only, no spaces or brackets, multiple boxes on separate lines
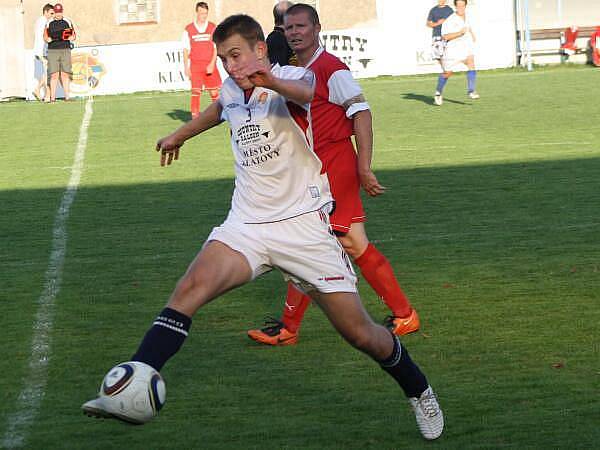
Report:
317,140,366,233
191,61,222,90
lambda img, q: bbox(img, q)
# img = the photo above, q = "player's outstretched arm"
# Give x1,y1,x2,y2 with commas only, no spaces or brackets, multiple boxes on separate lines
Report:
155,101,224,166
353,109,386,197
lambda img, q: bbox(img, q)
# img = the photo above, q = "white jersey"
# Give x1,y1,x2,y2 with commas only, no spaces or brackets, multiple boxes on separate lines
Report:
218,64,332,224
33,16,48,57
442,12,475,61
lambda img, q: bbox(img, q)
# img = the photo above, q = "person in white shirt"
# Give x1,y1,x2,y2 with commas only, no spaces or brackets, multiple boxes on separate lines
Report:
82,14,444,442
434,0,480,106
32,4,54,102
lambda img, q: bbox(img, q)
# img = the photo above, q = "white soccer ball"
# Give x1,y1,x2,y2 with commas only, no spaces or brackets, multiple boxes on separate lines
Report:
99,361,166,424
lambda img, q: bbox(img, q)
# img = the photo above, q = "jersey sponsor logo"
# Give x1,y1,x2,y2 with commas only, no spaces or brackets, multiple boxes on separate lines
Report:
226,102,240,109
240,144,280,167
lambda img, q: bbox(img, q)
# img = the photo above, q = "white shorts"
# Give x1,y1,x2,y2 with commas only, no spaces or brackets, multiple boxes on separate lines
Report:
206,209,358,294
431,37,446,60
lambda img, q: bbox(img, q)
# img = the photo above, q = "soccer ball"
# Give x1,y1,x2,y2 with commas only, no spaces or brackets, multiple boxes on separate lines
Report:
99,361,166,424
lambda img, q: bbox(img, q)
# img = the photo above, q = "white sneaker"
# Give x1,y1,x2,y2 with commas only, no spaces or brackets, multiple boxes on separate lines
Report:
82,397,144,425
468,91,480,99
409,386,444,440
434,93,443,106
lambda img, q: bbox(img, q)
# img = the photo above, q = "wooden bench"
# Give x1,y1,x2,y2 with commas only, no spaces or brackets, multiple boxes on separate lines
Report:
516,26,596,63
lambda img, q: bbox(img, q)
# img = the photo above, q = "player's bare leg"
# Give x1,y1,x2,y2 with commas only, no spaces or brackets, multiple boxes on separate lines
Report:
60,71,71,101
311,290,443,440
338,222,419,334
49,72,60,102
167,240,252,317
129,240,252,372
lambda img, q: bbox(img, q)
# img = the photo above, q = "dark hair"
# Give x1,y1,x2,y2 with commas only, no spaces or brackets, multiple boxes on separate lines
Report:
454,0,467,5
196,2,208,11
213,14,265,46
273,1,293,26
43,3,54,13
285,3,320,25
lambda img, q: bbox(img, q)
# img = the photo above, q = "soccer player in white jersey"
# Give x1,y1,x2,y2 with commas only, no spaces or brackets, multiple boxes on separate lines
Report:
82,14,443,441
434,0,479,106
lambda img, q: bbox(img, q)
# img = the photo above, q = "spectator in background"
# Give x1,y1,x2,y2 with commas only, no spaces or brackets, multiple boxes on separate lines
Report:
426,0,453,65
182,2,221,119
266,1,296,66
590,26,600,66
44,3,76,102
33,4,54,102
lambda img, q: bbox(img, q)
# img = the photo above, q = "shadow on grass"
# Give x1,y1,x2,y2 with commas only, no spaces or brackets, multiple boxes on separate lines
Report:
166,109,191,122
402,92,469,105
3,156,599,449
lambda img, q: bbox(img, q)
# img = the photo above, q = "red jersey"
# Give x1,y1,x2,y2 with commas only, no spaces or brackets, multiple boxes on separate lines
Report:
306,49,369,158
183,21,217,63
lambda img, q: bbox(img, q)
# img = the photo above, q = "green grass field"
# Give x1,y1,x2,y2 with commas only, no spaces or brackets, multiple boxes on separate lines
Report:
1,65,599,449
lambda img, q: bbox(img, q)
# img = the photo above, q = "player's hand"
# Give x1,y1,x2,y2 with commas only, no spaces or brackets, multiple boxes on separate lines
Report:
359,169,386,197
206,63,215,75
232,62,274,88
156,134,183,167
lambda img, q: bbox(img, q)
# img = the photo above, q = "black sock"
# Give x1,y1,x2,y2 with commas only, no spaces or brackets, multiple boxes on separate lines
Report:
131,307,192,371
379,334,429,398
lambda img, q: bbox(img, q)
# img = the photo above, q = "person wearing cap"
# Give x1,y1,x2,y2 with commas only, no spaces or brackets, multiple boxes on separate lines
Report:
44,3,76,102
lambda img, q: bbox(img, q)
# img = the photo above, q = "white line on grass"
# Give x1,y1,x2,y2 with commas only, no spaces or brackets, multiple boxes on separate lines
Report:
1,98,94,449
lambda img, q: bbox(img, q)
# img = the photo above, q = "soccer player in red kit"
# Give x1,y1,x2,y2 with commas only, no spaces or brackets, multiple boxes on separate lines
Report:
247,3,420,346
182,2,222,119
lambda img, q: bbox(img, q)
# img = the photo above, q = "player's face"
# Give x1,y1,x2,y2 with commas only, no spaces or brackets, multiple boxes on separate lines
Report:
455,1,466,15
196,7,208,23
438,0,447,5
217,34,266,90
44,9,55,19
55,12,63,20
284,12,321,55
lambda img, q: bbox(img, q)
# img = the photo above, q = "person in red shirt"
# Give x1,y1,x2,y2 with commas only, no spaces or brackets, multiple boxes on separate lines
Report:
247,3,420,346
182,2,221,118
591,26,600,67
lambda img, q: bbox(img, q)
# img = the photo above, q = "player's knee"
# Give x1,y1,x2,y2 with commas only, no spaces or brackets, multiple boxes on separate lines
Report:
191,88,202,96
339,236,368,260
342,326,377,354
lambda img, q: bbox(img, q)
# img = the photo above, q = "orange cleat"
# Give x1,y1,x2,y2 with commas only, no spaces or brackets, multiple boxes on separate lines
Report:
383,309,420,336
247,317,298,346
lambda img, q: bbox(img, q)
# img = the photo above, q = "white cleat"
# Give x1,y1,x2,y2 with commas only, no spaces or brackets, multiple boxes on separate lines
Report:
409,386,444,440
82,397,144,425
434,93,443,106
468,91,480,100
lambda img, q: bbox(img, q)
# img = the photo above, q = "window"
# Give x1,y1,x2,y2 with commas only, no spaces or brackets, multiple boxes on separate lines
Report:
118,0,159,25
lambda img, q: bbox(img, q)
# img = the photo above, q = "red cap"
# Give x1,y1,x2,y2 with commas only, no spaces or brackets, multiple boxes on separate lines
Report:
54,3,63,13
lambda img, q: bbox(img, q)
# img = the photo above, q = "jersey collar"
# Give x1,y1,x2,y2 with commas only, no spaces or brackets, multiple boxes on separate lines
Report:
305,46,324,69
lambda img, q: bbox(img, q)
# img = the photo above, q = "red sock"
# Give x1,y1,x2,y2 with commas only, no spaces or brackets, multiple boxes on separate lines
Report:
209,89,219,102
190,93,200,117
354,243,412,317
281,282,311,333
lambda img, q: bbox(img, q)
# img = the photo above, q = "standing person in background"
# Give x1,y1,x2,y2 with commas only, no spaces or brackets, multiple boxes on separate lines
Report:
426,0,453,67
44,3,75,102
266,1,296,66
33,4,54,102
182,2,222,119
434,0,479,106
248,3,420,347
